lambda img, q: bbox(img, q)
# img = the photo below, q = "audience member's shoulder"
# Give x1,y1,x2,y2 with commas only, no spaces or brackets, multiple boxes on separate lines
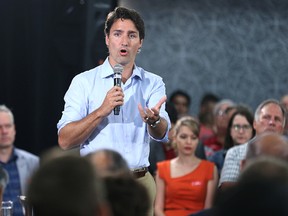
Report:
202,159,215,167
227,142,248,155
15,148,39,160
157,159,170,167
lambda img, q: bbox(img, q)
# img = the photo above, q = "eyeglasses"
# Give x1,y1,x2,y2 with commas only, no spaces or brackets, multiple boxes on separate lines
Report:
232,124,252,132
216,109,227,117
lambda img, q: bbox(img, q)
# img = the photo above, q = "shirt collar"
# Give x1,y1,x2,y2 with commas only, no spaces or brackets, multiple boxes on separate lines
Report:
9,148,18,162
132,65,142,80
0,148,18,164
100,58,114,79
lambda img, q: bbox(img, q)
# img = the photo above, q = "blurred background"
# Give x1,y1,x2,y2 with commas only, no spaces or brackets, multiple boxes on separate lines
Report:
1,0,287,155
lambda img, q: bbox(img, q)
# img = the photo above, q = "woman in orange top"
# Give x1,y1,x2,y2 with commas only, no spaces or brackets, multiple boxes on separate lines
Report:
154,116,218,216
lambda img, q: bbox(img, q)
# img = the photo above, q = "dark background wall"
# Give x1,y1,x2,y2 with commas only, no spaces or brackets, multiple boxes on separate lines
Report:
1,0,288,155
0,0,116,155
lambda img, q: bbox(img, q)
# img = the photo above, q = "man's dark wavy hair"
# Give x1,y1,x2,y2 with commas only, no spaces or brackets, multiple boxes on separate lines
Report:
104,7,145,40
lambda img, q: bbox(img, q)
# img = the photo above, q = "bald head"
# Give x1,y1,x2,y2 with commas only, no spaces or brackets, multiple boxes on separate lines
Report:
246,132,288,162
86,149,131,178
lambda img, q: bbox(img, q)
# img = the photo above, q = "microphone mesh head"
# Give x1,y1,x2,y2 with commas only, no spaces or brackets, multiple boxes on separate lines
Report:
114,64,123,74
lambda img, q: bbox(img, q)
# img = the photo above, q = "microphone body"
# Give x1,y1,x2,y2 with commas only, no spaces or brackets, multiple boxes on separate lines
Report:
113,64,123,115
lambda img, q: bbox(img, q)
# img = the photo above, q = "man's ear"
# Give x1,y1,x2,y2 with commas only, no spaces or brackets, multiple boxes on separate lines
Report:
105,35,109,46
240,159,246,171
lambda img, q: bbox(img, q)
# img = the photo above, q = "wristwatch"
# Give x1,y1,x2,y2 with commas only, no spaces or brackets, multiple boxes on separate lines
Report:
150,117,161,128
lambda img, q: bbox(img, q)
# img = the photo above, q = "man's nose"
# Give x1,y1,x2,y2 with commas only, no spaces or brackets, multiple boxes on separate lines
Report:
121,36,128,46
269,118,275,125
0,126,9,133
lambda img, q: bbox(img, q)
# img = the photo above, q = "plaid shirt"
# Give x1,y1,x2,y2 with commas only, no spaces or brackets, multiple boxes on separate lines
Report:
1,150,24,216
219,142,248,186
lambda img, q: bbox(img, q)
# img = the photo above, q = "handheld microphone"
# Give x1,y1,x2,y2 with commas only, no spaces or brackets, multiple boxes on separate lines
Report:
113,64,123,115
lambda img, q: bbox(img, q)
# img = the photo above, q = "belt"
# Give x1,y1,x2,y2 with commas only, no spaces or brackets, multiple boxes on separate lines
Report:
131,167,148,179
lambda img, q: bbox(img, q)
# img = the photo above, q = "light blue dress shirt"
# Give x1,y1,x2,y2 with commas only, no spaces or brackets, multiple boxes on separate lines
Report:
57,58,170,169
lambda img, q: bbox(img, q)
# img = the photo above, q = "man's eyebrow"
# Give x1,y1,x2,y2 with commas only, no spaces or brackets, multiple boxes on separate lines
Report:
128,30,138,34
112,29,123,33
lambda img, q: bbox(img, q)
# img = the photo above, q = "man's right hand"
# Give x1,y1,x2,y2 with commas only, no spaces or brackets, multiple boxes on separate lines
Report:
98,86,124,116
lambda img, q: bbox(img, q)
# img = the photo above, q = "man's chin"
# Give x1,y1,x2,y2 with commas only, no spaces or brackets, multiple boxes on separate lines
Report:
0,144,12,149
263,128,280,134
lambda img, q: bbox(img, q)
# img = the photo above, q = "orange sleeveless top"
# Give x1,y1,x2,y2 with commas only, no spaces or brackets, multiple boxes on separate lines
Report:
157,160,214,216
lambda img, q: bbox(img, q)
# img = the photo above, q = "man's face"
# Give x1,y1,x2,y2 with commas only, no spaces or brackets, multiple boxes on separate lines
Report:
253,103,284,135
0,112,16,148
215,104,234,131
106,19,143,67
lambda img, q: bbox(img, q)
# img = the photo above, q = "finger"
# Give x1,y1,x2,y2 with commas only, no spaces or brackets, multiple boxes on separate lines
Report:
114,98,124,106
145,107,155,118
153,95,167,110
114,92,124,98
138,103,146,118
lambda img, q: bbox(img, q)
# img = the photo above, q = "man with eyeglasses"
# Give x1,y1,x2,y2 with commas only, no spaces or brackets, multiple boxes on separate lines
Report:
203,99,236,158
219,98,286,190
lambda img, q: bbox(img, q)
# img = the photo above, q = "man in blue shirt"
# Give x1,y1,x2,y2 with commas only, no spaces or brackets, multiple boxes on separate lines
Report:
0,105,39,216
57,7,170,216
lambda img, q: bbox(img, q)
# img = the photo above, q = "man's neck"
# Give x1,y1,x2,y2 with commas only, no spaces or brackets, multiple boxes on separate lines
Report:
0,146,13,163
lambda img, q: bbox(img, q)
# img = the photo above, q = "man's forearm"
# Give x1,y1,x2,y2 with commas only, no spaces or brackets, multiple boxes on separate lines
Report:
58,110,104,150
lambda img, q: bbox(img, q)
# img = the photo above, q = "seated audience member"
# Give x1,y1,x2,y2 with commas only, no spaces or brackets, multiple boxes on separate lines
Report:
243,131,288,164
189,132,288,216
215,156,288,216
219,99,286,190
86,149,150,216
104,176,150,216
149,102,206,176
203,99,236,158
169,89,191,117
154,116,218,216
0,105,39,216
85,149,132,178
27,155,111,216
209,106,255,174
198,93,220,142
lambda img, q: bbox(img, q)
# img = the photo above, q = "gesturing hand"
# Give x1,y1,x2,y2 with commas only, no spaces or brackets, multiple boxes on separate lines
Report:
138,96,167,124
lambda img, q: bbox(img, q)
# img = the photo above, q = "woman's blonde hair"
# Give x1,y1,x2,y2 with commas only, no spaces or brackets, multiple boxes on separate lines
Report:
172,116,200,149
174,116,200,137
